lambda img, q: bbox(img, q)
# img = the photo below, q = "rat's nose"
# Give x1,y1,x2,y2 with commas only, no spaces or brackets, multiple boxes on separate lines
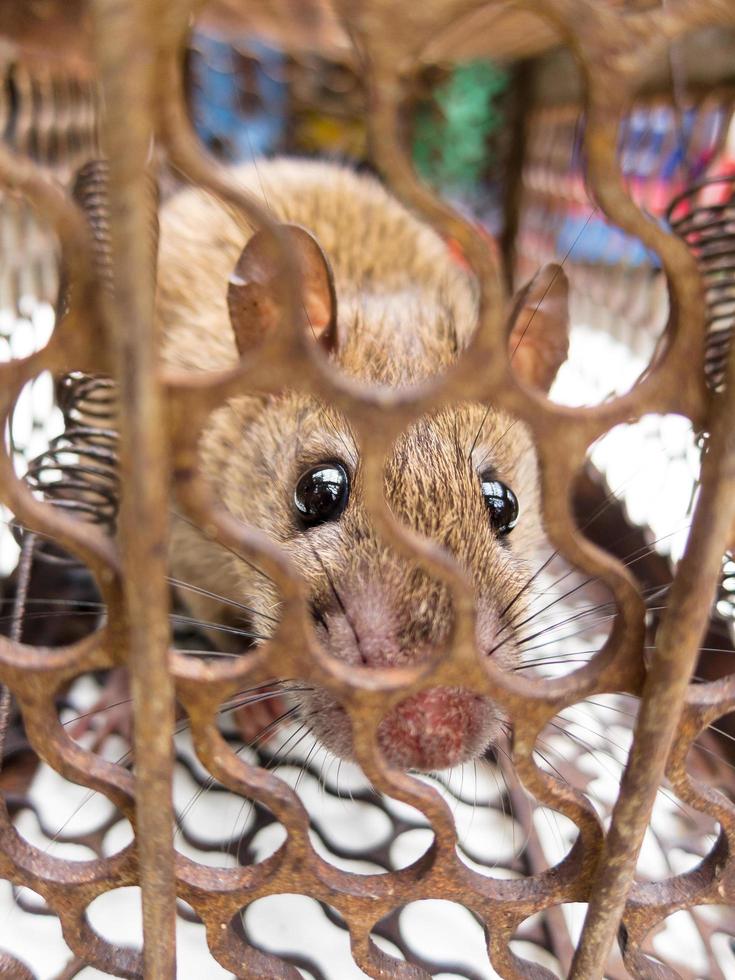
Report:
377,686,491,770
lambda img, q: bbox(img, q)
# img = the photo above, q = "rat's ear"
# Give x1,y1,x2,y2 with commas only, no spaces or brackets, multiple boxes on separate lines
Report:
227,223,337,355
507,263,570,393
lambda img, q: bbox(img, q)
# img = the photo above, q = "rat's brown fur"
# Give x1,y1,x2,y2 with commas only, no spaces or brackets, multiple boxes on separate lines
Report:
157,158,548,770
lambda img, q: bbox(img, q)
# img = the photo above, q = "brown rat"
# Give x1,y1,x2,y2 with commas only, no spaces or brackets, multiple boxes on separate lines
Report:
156,158,569,771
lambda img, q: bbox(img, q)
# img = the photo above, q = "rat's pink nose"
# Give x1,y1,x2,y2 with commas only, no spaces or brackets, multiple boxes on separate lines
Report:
377,686,489,770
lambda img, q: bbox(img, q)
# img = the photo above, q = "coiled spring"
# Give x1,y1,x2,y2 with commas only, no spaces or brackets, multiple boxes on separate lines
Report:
15,372,119,564
668,175,735,392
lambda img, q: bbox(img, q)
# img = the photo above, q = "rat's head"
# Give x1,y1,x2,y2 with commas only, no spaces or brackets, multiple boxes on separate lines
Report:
208,223,569,771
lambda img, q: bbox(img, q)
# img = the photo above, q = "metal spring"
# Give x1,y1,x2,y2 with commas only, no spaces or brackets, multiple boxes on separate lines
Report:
11,156,156,566
668,177,735,645
68,159,114,291
667,175,735,393
15,372,119,564
12,157,135,566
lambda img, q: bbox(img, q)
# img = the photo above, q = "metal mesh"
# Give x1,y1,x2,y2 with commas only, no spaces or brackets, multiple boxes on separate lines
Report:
2,2,735,978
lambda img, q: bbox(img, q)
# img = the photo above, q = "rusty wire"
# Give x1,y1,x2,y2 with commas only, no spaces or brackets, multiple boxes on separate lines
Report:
1,1,735,978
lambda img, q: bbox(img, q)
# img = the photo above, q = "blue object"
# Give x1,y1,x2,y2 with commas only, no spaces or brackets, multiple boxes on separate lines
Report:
556,212,660,268
189,33,287,161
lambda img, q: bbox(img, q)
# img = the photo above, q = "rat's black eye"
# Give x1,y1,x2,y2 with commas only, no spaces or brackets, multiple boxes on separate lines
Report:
294,462,350,527
480,472,519,537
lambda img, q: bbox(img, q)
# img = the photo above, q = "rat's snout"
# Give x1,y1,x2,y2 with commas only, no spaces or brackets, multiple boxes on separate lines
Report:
316,579,414,668
302,573,510,770
378,686,500,770
313,575,506,668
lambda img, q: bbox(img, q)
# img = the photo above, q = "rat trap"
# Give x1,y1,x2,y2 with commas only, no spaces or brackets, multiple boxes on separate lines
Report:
2,2,735,978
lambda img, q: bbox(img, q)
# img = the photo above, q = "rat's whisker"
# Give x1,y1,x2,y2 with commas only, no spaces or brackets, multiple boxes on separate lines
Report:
316,746,332,800
502,470,655,608
517,603,669,654
295,739,320,792
0,610,268,643
224,720,312,861
494,572,601,650
0,599,270,644
219,688,310,718
0,512,273,595
498,549,560,623
497,517,685,653
63,679,292,740
576,693,735,774
175,705,300,837
511,596,663,652
645,643,735,655
0,609,104,628
467,406,494,462
488,592,607,659
61,696,135,729
306,540,363,660
322,411,358,470
544,720,700,824
167,576,279,623
511,586,670,655
0,597,105,609
511,616,618,658
515,656,595,671
492,737,534,860
267,723,315,777
504,578,667,622
174,649,241,659
171,510,273,584
532,741,570,786
335,758,344,802
5,736,137,917
519,587,661,630
169,613,266,641
491,575,671,660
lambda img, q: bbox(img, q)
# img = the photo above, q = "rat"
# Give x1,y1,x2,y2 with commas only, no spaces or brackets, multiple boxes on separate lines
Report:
153,158,570,772
70,157,568,770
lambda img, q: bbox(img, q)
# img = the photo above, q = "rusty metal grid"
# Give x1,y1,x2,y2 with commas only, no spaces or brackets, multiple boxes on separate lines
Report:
5,674,735,978
2,2,735,978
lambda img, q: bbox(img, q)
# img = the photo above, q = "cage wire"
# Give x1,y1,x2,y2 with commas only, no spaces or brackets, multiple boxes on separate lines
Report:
2,3,735,979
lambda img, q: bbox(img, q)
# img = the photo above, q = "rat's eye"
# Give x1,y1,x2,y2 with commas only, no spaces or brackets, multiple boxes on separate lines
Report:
294,462,350,527
480,472,518,537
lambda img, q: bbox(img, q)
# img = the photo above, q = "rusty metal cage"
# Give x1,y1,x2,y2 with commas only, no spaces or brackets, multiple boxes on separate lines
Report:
2,1,735,978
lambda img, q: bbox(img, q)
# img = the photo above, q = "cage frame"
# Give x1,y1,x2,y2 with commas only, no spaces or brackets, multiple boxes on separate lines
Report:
1,1,735,977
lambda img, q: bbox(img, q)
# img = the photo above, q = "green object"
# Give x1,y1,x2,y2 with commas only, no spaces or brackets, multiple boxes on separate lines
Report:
413,60,508,191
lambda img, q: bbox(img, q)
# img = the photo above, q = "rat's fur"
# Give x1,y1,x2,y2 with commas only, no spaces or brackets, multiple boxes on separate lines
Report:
157,159,549,770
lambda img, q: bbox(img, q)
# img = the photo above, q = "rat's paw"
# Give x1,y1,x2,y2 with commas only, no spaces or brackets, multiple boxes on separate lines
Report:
68,668,134,755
